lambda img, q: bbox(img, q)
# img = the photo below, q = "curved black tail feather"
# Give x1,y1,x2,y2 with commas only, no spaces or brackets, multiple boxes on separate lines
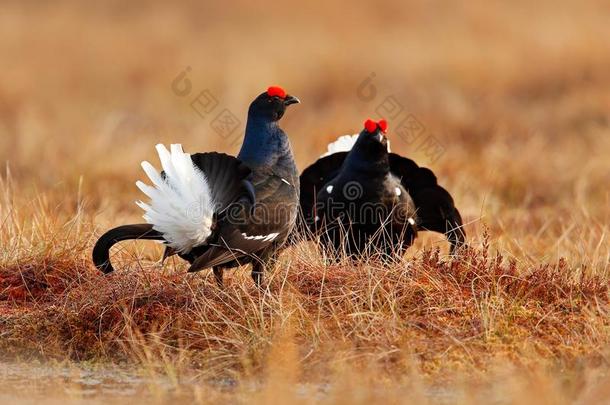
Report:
92,224,164,274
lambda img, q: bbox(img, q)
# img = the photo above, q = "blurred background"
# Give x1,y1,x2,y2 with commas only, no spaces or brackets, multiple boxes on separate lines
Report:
0,0,608,266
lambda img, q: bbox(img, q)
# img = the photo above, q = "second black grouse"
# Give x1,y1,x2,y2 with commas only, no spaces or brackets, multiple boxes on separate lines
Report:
299,119,465,258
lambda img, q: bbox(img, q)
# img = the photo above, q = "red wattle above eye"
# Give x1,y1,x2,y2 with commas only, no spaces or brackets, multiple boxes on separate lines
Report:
378,119,388,133
267,86,286,99
364,119,377,133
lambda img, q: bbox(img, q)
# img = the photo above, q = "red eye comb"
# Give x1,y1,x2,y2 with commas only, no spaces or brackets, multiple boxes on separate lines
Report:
364,119,377,133
378,119,388,133
267,86,286,99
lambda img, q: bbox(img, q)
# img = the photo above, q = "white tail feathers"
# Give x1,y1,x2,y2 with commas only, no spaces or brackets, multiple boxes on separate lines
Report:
321,134,391,157
321,135,359,157
136,144,214,253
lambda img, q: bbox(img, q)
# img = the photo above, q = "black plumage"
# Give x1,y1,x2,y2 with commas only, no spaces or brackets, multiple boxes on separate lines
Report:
299,119,465,258
92,87,300,286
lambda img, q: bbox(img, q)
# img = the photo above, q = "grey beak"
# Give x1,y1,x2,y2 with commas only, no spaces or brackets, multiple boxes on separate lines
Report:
284,95,300,106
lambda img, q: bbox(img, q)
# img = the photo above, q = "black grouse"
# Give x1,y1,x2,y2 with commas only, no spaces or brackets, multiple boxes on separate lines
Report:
299,119,465,258
92,86,300,286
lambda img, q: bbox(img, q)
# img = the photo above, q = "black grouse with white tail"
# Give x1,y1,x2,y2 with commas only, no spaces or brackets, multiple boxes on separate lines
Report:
93,86,300,286
299,119,465,258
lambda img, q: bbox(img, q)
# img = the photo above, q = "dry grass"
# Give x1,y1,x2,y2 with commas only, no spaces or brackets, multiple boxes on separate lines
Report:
1,0,609,402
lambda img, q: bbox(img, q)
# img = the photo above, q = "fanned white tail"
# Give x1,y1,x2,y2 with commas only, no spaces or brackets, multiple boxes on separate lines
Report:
321,134,391,157
136,144,214,253
321,134,358,157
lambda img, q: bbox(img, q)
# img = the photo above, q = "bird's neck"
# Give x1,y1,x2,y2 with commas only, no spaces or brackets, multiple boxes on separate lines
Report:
238,115,293,171
341,144,390,179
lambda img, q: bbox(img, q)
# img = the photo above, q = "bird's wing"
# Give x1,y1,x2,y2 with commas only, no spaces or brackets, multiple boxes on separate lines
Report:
187,225,281,272
388,153,465,252
189,152,254,214
298,152,349,235
247,167,287,202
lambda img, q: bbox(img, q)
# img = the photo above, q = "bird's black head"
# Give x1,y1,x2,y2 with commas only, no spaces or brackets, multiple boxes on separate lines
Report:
343,119,391,175
248,86,300,121
355,119,390,157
